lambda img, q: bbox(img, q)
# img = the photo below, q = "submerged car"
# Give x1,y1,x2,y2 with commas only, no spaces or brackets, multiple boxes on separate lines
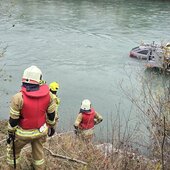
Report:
129,42,161,60
129,44,152,60
130,42,170,72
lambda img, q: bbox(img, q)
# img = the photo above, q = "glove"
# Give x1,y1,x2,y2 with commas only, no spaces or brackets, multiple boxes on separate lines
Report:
48,127,55,137
7,131,15,144
94,118,103,125
74,125,79,135
74,125,78,129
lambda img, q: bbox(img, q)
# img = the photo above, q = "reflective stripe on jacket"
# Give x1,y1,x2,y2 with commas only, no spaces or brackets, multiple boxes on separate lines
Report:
19,84,50,129
15,124,48,139
80,108,95,129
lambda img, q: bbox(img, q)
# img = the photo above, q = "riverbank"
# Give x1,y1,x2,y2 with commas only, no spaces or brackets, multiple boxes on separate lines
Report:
0,120,159,170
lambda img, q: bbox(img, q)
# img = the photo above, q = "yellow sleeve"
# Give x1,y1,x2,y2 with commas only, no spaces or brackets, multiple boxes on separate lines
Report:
94,111,103,125
8,92,23,131
9,92,23,119
46,92,57,126
55,96,60,116
56,96,60,105
74,113,83,127
52,94,60,120
47,92,57,113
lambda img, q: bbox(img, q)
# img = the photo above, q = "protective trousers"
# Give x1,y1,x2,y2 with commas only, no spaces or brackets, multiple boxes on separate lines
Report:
7,135,46,170
77,128,94,143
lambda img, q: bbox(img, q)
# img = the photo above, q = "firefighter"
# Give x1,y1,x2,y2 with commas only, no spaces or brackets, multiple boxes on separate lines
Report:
165,43,170,56
49,82,60,122
74,99,103,142
163,43,170,70
6,65,57,170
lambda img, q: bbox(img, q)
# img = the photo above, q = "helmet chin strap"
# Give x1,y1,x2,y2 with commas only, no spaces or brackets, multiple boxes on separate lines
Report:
79,108,91,113
22,83,39,92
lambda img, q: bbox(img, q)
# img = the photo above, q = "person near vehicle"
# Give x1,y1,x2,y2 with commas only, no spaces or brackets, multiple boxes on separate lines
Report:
163,43,170,69
165,42,170,57
74,99,103,142
49,81,60,123
6,65,57,170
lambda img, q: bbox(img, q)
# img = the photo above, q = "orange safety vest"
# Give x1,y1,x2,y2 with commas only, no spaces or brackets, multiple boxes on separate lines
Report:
80,108,95,129
19,84,50,130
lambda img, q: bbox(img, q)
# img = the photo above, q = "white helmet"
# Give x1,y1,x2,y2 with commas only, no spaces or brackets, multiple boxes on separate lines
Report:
22,65,42,84
166,43,170,47
80,99,91,111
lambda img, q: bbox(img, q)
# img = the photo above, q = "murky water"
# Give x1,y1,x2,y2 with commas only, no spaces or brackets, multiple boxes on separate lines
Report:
0,0,170,138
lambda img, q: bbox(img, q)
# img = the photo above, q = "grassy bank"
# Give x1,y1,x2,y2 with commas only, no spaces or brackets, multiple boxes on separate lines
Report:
0,120,159,170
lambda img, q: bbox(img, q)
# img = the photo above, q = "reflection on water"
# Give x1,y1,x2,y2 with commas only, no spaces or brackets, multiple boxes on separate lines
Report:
0,0,170,139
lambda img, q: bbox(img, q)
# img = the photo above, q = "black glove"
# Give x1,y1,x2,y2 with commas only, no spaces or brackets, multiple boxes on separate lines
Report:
74,125,79,135
94,118,103,125
74,125,78,129
48,127,55,137
7,131,15,144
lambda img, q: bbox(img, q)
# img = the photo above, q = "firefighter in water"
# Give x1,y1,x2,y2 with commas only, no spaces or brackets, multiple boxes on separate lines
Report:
165,42,170,55
163,43,170,70
6,65,57,170
74,99,103,142
49,82,60,122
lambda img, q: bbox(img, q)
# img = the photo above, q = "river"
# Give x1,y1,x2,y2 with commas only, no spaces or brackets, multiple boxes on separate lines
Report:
0,0,170,141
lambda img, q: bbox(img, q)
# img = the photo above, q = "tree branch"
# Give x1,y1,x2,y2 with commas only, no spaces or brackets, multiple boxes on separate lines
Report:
44,147,87,165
